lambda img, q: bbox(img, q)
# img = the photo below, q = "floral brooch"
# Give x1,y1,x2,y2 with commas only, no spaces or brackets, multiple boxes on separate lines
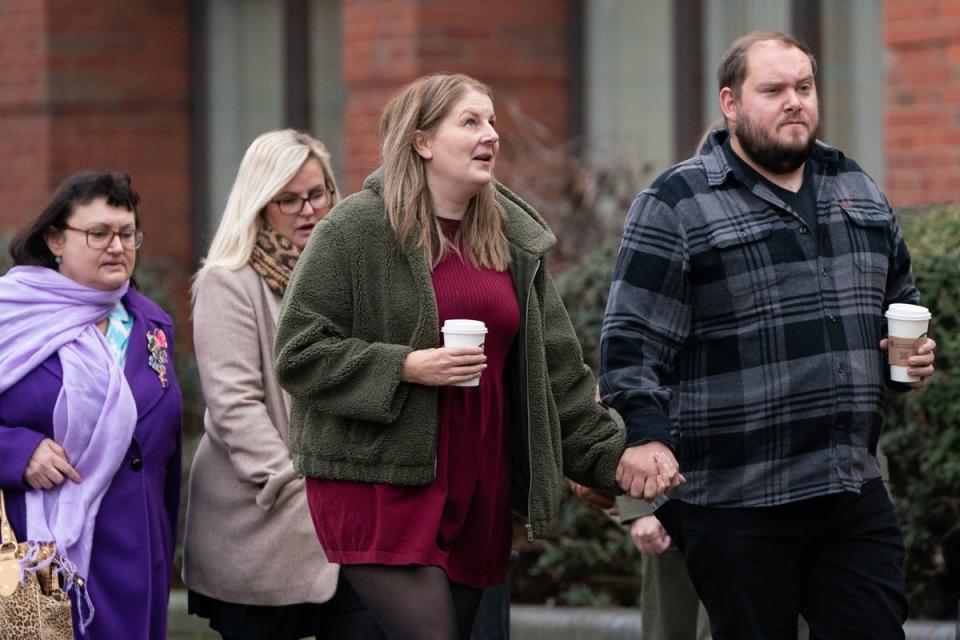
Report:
146,328,169,388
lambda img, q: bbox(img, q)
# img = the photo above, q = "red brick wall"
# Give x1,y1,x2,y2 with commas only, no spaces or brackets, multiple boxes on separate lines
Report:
44,0,193,280
885,0,960,207
340,0,575,192
0,0,193,319
0,2,52,226
341,0,420,190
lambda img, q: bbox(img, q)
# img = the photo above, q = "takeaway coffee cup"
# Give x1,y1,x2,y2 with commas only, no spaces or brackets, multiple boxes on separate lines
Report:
885,303,932,383
441,319,487,387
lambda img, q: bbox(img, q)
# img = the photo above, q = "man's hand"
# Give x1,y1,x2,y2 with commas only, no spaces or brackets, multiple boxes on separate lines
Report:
630,515,671,555
880,336,937,389
616,441,685,500
24,438,82,490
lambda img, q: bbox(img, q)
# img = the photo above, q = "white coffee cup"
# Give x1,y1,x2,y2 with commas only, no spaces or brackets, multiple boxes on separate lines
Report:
884,303,932,383
441,319,487,387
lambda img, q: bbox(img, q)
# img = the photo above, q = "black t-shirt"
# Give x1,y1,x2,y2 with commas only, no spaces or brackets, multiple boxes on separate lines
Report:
723,140,817,234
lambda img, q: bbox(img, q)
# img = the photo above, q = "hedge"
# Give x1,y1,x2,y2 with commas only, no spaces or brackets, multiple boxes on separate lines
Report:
883,207,960,618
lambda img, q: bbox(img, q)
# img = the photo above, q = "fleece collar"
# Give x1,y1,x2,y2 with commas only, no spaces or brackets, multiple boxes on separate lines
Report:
362,168,556,258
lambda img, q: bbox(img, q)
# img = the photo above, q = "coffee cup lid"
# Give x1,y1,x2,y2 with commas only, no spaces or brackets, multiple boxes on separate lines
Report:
441,319,487,333
885,303,931,321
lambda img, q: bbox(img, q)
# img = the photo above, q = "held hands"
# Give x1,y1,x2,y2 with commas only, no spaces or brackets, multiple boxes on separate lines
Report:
879,337,937,389
630,515,672,555
24,438,82,490
616,441,685,501
401,346,487,386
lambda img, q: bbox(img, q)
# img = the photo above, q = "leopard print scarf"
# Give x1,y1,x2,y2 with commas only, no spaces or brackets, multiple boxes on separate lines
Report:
249,223,301,297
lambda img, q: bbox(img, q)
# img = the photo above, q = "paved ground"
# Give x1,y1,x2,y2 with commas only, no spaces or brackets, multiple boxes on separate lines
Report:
166,591,957,640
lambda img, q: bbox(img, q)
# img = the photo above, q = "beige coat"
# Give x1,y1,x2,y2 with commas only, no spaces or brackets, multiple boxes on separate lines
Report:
182,265,338,605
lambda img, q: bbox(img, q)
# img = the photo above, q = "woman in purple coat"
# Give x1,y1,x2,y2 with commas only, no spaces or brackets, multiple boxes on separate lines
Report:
0,172,183,639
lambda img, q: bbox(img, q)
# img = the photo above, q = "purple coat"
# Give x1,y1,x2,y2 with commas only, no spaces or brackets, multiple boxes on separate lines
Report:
0,289,182,640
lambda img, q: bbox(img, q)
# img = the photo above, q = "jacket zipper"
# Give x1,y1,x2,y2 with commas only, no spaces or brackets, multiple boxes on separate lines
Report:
524,258,540,542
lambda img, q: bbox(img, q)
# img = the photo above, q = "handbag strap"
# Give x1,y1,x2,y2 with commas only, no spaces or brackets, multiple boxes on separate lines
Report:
0,489,18,548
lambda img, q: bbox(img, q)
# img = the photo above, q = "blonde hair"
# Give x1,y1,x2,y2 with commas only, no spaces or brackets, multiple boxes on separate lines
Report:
192,129,340,303
379,73,510,270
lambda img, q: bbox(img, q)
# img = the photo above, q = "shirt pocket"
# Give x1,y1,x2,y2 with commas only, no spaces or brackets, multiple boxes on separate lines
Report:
839,202,890,276
706,221,783,297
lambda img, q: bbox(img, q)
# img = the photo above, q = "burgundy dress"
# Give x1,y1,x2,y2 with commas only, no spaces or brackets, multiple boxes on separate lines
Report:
306,218,520,588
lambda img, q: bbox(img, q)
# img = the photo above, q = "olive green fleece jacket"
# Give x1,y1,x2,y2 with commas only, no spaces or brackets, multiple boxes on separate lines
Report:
274,169,626,539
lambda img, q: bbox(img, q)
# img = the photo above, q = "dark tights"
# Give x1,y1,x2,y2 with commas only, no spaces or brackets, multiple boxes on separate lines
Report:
316,607,388,640
341,565,484,640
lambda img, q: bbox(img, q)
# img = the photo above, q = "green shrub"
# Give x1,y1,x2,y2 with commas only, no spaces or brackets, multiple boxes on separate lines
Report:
511,237,642,607
554,237,622,369
522,207,960,618
502,110,654,606
883,206,960,618
511,492,643,606
0,233,11,274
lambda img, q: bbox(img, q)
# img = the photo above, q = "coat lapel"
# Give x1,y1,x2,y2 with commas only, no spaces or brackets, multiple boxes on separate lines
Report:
402,237,440,348
260,277,291,419
122,291,169,422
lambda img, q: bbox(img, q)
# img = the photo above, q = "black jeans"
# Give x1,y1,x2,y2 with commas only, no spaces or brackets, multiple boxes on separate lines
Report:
657,478,907,640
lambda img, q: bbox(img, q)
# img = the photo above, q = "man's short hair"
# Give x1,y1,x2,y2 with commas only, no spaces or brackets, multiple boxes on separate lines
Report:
717,31,818,98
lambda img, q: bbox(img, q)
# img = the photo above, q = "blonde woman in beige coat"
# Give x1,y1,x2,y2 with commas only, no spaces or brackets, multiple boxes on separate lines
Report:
183,130,384,640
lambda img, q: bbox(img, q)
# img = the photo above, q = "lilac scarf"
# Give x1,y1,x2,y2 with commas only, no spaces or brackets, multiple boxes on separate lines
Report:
0,266,137,586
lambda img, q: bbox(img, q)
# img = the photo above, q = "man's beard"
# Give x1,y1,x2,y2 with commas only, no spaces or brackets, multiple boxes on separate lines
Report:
734,110,819,175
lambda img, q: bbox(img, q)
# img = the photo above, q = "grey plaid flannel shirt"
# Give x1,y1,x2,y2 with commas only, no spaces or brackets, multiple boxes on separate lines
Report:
599,131,920,508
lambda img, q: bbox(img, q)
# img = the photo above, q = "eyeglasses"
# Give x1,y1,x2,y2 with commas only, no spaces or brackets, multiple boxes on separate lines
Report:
270,187,333,215
63,225,144,249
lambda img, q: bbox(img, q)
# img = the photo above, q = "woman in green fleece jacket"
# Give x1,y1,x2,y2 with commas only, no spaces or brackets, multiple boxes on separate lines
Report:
274,73,679,640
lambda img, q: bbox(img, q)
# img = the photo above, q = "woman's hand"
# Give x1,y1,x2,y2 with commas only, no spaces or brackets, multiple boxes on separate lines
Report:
24,438,82,490
569,480,617,512
401,347,487,386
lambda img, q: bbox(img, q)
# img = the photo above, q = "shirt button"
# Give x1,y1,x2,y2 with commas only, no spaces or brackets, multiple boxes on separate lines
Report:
800,227,808,234
822,268,829,277
130,458,143,471
828,315,837,323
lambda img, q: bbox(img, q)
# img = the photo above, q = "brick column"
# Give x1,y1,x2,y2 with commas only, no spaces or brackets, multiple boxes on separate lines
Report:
885,0,960,207
340,0,576,192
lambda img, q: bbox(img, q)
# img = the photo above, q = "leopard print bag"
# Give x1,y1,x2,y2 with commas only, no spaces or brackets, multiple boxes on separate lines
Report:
0,490,73,640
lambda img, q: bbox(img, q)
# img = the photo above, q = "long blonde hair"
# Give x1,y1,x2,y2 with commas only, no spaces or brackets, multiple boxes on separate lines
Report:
379,73,510,270
192,129,340,303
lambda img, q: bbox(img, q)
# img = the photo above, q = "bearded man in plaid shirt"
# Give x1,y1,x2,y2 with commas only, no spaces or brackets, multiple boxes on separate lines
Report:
600,31,937,640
